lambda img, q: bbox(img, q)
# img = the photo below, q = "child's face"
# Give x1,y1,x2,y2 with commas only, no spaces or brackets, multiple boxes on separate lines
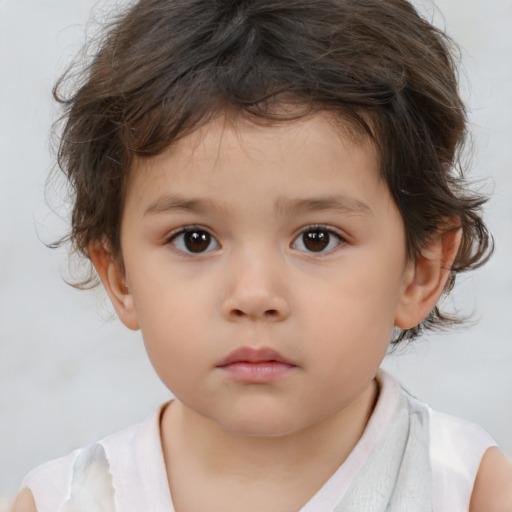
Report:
115,113,413,436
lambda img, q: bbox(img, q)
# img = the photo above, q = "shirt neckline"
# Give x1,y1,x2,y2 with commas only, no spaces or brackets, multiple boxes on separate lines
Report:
135,369,400,512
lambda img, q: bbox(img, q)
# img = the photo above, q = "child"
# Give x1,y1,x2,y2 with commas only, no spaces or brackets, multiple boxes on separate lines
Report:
14,0,512,510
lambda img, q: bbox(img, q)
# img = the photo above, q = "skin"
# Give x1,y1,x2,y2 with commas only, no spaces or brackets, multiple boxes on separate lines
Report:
14,113,512,511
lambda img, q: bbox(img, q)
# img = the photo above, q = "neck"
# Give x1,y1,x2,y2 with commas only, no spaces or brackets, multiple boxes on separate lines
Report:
161,379,378,481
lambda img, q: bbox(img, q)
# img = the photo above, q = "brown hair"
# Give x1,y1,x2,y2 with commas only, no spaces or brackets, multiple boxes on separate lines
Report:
52,0,493,342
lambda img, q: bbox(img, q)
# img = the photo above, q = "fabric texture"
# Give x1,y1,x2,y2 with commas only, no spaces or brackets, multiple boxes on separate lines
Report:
21,370,496,512
60,444,115,512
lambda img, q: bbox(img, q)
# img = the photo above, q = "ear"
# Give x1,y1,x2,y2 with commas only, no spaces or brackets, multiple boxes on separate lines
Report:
88,241,140,330
394,226,462,330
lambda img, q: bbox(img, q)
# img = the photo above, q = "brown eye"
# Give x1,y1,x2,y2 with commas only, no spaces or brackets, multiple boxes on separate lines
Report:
292,227,342,253
171,228,220,254
184,231,211,252
303,230,329,252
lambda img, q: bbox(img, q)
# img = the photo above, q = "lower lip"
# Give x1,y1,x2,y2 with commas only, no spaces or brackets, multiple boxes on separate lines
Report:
218,361,296,383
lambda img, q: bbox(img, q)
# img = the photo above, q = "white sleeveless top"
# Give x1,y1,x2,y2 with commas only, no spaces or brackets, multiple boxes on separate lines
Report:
21,371,497,512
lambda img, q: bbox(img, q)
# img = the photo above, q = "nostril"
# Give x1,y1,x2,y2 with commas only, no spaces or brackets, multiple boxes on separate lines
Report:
231,308,280,318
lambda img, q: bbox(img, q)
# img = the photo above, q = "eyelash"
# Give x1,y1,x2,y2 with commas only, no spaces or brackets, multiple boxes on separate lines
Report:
165,224,347,256
291,225,346,254
166,225,220,255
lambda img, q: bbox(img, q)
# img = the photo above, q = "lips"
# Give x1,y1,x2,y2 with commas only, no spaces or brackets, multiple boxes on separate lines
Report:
217,347,295,366
216,347,297,383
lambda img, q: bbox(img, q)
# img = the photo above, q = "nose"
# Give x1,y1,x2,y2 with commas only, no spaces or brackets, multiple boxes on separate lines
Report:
221,252,290,322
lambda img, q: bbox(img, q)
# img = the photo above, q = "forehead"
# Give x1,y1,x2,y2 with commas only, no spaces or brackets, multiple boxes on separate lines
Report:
124,112,390,219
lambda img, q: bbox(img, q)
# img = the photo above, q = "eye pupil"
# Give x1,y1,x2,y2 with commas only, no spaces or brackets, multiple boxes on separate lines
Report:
184,231,211,252
303,230,330,252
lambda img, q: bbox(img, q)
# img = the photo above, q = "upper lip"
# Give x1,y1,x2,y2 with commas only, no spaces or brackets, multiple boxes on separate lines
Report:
216,347,297,367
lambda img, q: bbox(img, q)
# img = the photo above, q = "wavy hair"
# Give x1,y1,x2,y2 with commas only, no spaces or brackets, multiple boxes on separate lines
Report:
52,0,493,342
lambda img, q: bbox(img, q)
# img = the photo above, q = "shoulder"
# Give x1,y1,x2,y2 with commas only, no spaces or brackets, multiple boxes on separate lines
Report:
16,447,80,512
429,408,497,469
12,488,37,512
17,405,166,511
469,447,512,512
428,407,500,510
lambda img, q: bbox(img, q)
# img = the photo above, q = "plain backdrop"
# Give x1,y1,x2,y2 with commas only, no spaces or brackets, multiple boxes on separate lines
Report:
0,0,511,501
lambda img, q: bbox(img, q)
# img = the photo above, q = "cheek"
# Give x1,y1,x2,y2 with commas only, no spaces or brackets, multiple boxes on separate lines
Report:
300,251,405,360
317,254,405,322
139,311,207,397
127,251,210,323
128,280,211,372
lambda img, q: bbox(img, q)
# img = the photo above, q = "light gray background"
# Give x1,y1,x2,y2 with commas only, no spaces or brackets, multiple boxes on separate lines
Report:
0,0,511,502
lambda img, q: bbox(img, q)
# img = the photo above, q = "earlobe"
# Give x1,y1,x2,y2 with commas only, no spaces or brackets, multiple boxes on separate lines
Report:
394,227,462,330
88,241,140,330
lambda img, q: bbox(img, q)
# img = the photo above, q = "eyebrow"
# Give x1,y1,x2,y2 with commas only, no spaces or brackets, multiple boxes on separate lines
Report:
144,194,373,217
144,195,232,216
276,196,373,217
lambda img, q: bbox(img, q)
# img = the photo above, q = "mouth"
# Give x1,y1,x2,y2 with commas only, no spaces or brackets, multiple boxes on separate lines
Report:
216,347,298,384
